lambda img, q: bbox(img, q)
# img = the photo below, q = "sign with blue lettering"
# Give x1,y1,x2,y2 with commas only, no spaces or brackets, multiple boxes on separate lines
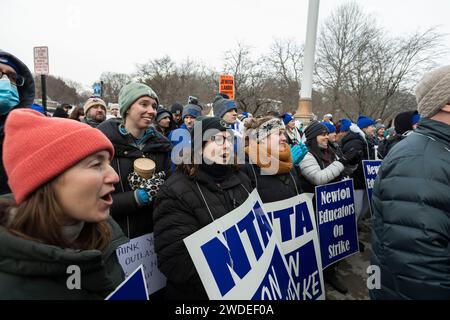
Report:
362,160,382,204
315,180,359,269
106,265,149,300
263,194,325,300
184,190,299,300
116,233,166,296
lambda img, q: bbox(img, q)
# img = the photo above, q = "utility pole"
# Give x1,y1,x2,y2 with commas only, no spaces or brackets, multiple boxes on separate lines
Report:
295,0,320,124
41,74,47,113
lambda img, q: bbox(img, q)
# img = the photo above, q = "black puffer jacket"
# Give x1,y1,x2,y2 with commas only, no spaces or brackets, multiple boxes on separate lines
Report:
97,119,172,238
153,168,252,300
378,133,411,159
0,217,127,299
371,119,450,300
0,50,35,195
240,163,302,203
340,131,373,190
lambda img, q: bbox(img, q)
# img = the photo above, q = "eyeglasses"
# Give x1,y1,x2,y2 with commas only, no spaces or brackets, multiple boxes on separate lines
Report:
210,135,234,146
0,71,25,86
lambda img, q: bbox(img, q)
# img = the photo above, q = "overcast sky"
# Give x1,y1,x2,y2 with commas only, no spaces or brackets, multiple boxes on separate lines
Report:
2,0,450,88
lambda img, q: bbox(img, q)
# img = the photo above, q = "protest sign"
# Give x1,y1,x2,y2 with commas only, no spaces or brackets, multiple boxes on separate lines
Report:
184,190,299,300
219,75,235,100
116,233,166,296
362,160,382,203
263,194,325,300
315,180,359,268
363,160,383,216
106,265,148,300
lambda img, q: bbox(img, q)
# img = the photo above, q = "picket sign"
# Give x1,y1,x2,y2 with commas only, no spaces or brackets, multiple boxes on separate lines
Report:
362,160,383,215
315,180,359,268
116,233,166,296
184,190,300,300
263,193,325,300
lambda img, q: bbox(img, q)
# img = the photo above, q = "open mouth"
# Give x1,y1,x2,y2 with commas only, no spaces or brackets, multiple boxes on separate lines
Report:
100,192,113,205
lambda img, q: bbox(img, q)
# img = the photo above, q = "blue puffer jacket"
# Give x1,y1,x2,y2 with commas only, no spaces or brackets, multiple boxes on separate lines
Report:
370,119,450,300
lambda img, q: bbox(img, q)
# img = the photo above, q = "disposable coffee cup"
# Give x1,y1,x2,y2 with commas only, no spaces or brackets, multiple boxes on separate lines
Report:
133,158,155,179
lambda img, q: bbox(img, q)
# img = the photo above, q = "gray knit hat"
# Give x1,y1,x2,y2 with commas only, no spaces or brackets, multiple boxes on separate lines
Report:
212,94,238,118
415,65,450,119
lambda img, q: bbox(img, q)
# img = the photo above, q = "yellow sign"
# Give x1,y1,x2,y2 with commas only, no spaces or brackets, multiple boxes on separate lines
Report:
219,75,235,100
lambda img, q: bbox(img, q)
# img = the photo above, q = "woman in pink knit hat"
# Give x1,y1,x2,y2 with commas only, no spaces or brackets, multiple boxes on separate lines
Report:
0,109,128,299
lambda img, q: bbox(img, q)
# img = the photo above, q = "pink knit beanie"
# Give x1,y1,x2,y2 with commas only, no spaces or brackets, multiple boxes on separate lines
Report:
2,109,114,204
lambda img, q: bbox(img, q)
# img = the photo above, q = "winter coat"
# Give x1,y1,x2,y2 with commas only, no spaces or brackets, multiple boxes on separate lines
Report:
0,50,35,195
340,130,374,190
371,119,450,300
378,133,411,159
97,119,172,238
153,168,252,300
0,217,128,300
240,163,302,203
299,152,344,188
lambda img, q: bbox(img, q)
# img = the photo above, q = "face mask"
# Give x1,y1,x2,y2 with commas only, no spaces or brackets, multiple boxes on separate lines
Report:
0,78,20,115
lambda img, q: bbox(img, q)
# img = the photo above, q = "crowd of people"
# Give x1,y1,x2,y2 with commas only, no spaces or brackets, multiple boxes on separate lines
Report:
0,49,449,300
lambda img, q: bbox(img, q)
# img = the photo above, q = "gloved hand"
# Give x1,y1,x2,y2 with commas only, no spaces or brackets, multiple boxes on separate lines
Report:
128,171,166,205
338,148,362,166
290,143,308,166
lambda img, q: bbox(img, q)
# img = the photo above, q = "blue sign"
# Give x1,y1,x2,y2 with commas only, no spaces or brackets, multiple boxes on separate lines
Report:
184,191,300,300
106,265,149,300
315,180,359,268
264,194,325,300
252,245,298,300
362,160,382,203
93,82,102,97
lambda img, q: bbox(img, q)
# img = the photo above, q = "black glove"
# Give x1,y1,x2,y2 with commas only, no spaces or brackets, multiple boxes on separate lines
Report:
338,148,362,166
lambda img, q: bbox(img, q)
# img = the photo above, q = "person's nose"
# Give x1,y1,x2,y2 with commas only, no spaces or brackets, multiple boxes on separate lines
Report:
105,164,119,185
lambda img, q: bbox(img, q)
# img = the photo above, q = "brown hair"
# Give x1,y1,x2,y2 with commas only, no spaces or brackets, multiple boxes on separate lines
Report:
0,181,112,251
69,106,85,121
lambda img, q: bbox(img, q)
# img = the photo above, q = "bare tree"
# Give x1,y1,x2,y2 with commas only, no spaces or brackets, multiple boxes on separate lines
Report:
316,1,381,120
99,72,132,104
223,43,273,115
316,2,446,122
34,75,84,105
264,38,304,112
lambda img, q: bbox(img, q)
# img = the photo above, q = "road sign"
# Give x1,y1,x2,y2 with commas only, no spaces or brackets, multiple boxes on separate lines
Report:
34,46,49,75
219,75,235,100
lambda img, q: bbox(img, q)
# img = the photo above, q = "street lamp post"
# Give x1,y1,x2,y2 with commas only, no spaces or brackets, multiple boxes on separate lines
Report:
295,0,320,124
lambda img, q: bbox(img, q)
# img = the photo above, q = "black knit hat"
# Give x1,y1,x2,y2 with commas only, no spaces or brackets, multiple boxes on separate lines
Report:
170,102,183,115
191,117,229,140
304,120,329,142
394,110,418,135
156,106,172,122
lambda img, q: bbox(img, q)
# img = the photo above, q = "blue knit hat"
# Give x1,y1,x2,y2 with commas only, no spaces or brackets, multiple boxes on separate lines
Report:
412,112,421,125
31,103,45,115
321,121,336,133
282,113,294,125
357,115,376,130
182,103,202,120
340,119,352,132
